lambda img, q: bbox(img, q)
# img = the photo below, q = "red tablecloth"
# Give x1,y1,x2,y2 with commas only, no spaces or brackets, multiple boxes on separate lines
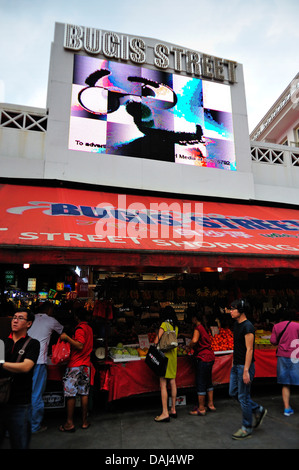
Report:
103,350,278,402
254,349,277,378
104,354,233,402
48,349,278,402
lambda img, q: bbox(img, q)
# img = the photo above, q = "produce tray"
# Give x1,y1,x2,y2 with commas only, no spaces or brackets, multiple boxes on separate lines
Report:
109,344,142,362
109,355,141,362
214,350,233,355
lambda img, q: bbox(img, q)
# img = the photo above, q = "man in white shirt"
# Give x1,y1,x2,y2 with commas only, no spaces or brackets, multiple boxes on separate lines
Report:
28,301,63,433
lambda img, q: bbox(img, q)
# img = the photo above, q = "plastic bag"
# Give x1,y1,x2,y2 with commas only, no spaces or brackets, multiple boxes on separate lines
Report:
51,338,71,365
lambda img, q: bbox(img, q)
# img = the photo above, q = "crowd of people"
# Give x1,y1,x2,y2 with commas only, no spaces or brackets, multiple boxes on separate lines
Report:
152,301,299,442
1,297,299,448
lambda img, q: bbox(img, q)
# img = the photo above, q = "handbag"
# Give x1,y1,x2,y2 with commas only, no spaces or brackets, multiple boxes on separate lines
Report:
51,338,71,365
158,321,178,352
0,336,32,404
145,345,168,377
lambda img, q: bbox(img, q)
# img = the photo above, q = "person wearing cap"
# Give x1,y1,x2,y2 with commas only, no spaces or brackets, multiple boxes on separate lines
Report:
229,299,267,440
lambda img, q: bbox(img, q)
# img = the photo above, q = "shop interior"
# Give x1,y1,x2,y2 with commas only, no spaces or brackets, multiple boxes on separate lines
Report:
1,262,299,346
1,262,299,407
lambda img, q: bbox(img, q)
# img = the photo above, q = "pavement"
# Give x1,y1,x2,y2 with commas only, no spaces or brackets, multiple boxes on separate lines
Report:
2,380,299,453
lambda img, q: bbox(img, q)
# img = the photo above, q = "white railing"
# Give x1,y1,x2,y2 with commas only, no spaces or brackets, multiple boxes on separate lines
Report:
0,107,47,132
251,141,299,167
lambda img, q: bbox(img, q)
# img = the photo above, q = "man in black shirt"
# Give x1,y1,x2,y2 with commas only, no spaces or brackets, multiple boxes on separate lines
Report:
0,309,40,449
229,299,267,440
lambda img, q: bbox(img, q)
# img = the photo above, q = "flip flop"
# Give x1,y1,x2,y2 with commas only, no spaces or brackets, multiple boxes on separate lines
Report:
189,408,206,416
154,416,170,422
81,423,91,429
59,424,76,433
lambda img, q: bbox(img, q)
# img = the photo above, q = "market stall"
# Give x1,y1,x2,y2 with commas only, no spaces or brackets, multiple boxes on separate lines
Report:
47,347,278,403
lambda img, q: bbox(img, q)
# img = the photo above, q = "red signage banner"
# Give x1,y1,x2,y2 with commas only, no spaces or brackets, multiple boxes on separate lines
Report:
1,184,299,256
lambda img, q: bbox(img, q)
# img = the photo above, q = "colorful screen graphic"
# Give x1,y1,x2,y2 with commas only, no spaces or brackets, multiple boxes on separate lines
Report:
68,55,236,170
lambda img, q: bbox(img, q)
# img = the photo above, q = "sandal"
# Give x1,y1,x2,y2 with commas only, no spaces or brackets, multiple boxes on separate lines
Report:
154,416,170,422
59,424,76,433
207,405,216,412
189,407,206,416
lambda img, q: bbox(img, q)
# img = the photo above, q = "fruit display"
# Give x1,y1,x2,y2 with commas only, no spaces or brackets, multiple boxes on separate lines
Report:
177,345,188,356
209,328,234,352
255,330,274,348
109,342,150,361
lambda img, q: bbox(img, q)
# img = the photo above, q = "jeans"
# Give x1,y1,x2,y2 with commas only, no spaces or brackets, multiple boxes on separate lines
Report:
229,363,261,432
0,404,32,449
31,364,47,432
195,359,214,395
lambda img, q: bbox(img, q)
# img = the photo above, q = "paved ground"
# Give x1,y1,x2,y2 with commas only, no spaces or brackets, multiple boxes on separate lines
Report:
2,380,299,452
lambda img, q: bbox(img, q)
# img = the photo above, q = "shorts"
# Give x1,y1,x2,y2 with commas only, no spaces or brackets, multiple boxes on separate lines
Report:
63,366,91,397
277,356,299,386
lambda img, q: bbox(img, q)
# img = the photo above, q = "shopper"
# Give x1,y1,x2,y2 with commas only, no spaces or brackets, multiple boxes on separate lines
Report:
28,301,64,433
154,306,179,422
270,310,299,416
59,307,93,432
187,310,215,415
0,309,40,449
229,299,267,440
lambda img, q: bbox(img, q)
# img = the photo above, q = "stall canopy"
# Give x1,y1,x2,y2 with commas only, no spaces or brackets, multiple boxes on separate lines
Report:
1,183,299,269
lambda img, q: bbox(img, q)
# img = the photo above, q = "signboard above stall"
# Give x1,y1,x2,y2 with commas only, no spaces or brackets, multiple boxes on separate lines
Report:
1,184,299,259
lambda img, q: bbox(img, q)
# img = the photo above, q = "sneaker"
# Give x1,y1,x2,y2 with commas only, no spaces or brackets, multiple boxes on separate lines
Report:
232,428,252,440
254,407,267,428
284,408,294,417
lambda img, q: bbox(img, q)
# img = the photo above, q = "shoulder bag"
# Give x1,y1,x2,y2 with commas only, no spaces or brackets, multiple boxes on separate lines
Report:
276,321,291,344
157,321,178,352
0,336,32,404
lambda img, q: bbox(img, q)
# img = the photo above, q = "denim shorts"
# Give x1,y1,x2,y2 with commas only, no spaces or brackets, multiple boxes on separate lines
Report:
277,356,299,386
63,366,90,397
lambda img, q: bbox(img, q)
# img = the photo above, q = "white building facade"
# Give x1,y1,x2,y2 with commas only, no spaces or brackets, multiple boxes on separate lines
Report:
1,23,299,270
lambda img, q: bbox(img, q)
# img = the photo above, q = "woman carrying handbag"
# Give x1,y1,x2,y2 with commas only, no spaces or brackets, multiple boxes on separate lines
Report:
153,306,179,422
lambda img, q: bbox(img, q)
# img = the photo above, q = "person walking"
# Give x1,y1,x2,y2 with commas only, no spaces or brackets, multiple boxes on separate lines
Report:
270,310,299,416
59,307,93,432
154,306,179,422
28,301,64,433
229,299,267,440
187,310,215,415
0,309,40,449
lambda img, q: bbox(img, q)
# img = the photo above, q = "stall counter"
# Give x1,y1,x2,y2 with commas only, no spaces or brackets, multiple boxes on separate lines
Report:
47,349,278,403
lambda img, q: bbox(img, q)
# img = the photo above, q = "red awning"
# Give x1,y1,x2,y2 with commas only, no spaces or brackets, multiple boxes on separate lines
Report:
1,183,299,268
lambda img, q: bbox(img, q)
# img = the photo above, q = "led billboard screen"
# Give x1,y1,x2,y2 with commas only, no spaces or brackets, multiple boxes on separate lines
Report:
68,54,236,170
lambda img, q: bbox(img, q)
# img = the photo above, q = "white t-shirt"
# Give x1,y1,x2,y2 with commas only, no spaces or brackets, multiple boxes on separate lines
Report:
28,314,64,364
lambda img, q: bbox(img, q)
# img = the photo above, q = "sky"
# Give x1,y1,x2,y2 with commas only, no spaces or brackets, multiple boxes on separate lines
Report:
0,0,298,132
